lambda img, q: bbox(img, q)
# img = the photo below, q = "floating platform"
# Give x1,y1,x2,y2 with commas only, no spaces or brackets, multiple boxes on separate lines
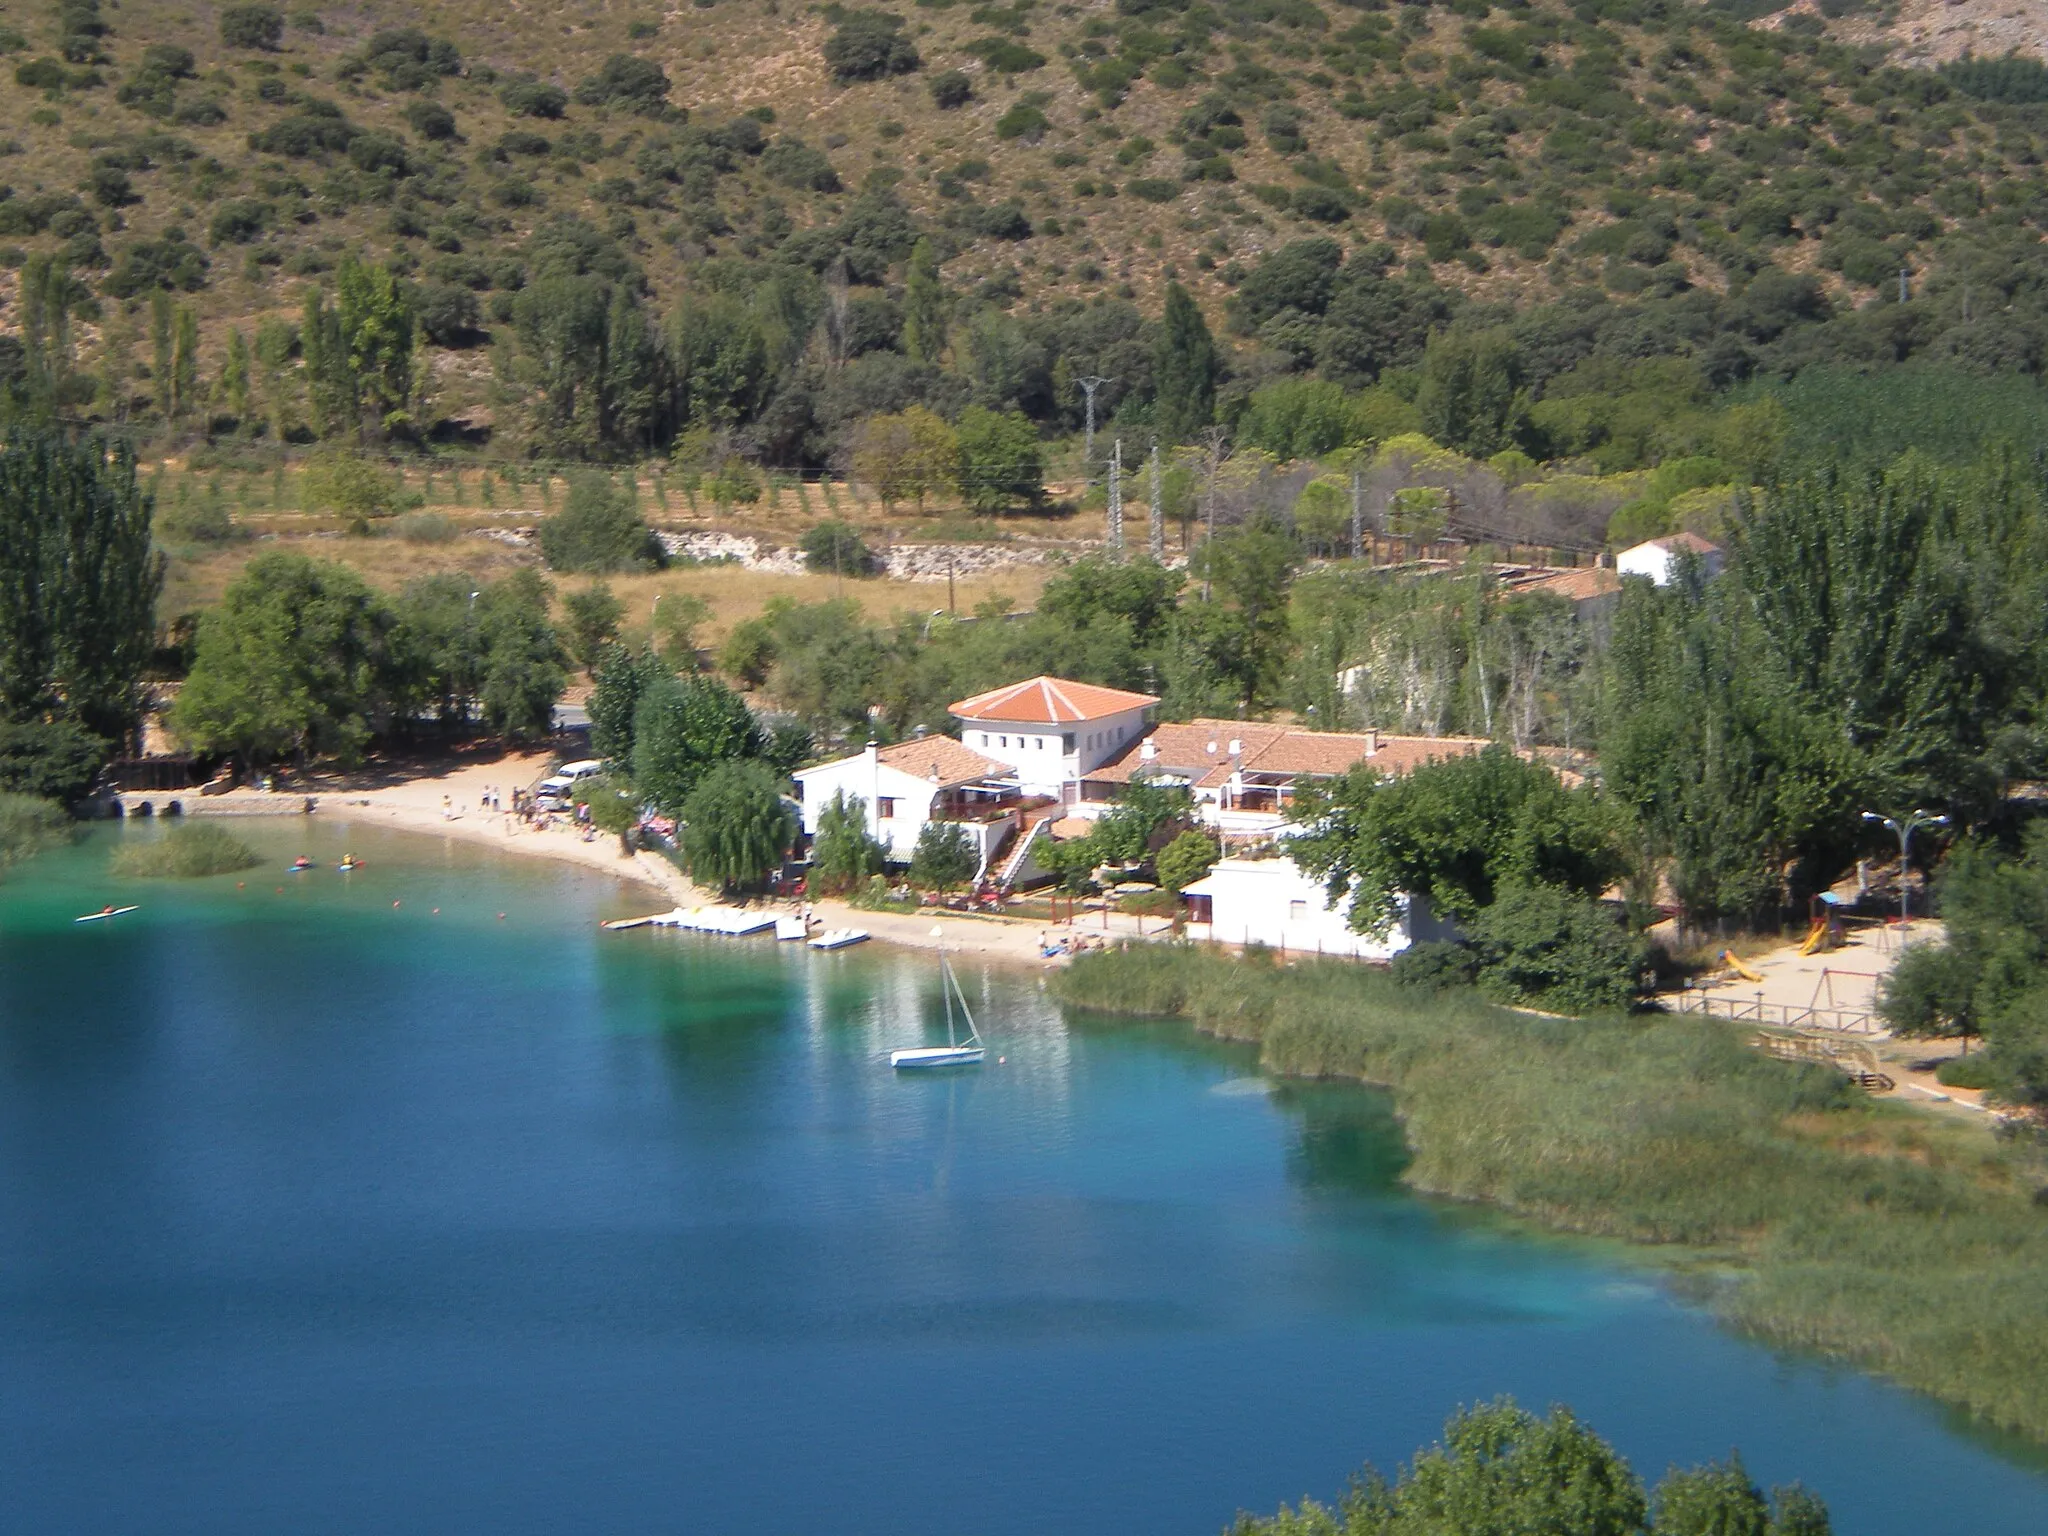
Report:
602,906,779,937
808,927,870,951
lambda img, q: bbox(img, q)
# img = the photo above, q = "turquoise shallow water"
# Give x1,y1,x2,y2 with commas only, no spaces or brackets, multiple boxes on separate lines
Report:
4,820,2048,1535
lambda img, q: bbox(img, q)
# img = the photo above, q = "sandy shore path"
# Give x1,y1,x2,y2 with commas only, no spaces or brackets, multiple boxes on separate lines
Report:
122,750,1067,969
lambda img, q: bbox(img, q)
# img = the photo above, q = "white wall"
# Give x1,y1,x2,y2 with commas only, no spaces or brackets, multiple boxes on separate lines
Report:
1615,544,1677,585
792,748,939,862
1617,541,1723,587
1186,856,1437,961
957,705,1150,796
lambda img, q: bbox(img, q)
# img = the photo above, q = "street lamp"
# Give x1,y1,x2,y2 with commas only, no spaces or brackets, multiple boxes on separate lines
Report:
1861,808,1949,925
922,608,945,641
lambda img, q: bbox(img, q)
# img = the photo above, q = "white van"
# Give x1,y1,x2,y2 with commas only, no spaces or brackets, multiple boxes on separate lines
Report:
557,760,604,781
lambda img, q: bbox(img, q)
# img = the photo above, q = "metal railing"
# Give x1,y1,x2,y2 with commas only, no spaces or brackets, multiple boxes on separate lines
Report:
1668,989,1881,1035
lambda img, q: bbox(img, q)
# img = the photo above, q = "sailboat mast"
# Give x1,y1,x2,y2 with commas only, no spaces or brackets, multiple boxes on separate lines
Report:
940,938,957,1046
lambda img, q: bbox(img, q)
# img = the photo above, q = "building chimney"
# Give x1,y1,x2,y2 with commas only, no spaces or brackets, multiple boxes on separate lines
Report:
1227,737,1242,759
1206,739,1218,755
1140,739,1157,763
1364,729,1380,757
929,763,941,784
913,723,929,738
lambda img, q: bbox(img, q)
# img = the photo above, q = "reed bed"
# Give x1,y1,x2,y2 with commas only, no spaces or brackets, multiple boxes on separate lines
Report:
1056,946,2048,1444
111,823,261,879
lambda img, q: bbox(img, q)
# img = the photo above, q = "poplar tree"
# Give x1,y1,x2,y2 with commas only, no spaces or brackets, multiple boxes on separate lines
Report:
150,290,174,422
0,434,165,744
334,254,415,440
902,237,947,364
602,284,663,452
301,286,354,439
170,306,200,424
253,316,298,441
221,329,252,430
1152,282,1217,445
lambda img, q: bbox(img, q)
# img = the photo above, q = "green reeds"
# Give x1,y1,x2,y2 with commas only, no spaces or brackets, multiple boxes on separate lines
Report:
1056,947,2048,1444
111,822,261,878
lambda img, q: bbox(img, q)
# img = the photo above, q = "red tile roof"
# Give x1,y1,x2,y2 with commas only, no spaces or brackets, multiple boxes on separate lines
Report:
1640,531,1721,555
1085,719,1490,788
876,737,1011,789
949,675,1160,724
1518,566,1622,603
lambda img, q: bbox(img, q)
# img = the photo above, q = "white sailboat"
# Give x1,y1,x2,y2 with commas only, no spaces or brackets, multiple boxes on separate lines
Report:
891,928,985,1070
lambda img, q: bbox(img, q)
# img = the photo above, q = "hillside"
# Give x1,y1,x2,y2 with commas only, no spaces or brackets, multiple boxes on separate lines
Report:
7,0,2048,471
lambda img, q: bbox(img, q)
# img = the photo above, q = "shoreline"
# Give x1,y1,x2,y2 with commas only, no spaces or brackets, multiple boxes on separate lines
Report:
124,752,1067,970
1054,945,2048,1450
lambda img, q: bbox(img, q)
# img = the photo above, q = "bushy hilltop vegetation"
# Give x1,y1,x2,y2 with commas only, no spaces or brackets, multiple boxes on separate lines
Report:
8,0,2048,489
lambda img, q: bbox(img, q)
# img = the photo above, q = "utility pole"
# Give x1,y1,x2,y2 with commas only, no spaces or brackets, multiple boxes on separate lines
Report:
1077,376,1111,494
1148,442,1164,561
1898,266,1910,304
1350,467,1363,562
1107,439,1123,554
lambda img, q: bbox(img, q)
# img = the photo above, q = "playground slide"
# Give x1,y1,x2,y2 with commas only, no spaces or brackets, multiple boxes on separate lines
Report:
1798,918,1830,957
1721,949,1765,984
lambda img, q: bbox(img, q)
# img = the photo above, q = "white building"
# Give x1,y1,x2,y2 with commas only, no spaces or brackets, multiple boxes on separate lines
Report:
948,676,1159,798
1180,855,1456,959
791,736,1021,870
1615,532,1724,587
789,676,1160,881
1078,720,1490,842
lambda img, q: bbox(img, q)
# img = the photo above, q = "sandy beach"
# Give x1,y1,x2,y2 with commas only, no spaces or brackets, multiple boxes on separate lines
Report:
121,748,1079,969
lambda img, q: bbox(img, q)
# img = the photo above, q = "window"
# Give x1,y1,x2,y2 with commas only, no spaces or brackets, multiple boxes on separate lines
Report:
1288,900,1309,922
1063,734,1075,752
877,797,897,819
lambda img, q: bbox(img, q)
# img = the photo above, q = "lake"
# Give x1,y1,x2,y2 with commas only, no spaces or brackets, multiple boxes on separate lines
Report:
3,821,2046,1534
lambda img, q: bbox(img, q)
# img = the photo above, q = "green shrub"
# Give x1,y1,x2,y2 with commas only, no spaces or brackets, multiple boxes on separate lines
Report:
1472,883,1646,1015
929,69,971,108
800,518,875,575
1935,1051,1998,1089
995,102,1050,141
0,791,75,868
396,510,456,543
112,822,261,878
301,452,403,529
537,476,664,572
823,11,920,82
157,491,234,542
500,76,567,118
219,4,284,49
1125,177,1179,203
574,53,671,113
1390,938,1480,990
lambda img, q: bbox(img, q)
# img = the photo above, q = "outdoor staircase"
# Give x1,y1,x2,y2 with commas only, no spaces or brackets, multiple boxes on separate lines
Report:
993,810,1059,890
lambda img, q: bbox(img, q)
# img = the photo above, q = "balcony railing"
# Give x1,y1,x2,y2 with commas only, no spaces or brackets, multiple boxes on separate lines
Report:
933,792,1054,825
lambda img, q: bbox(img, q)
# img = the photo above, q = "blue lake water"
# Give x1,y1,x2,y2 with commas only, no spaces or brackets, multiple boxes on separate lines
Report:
3,821,2047,1534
